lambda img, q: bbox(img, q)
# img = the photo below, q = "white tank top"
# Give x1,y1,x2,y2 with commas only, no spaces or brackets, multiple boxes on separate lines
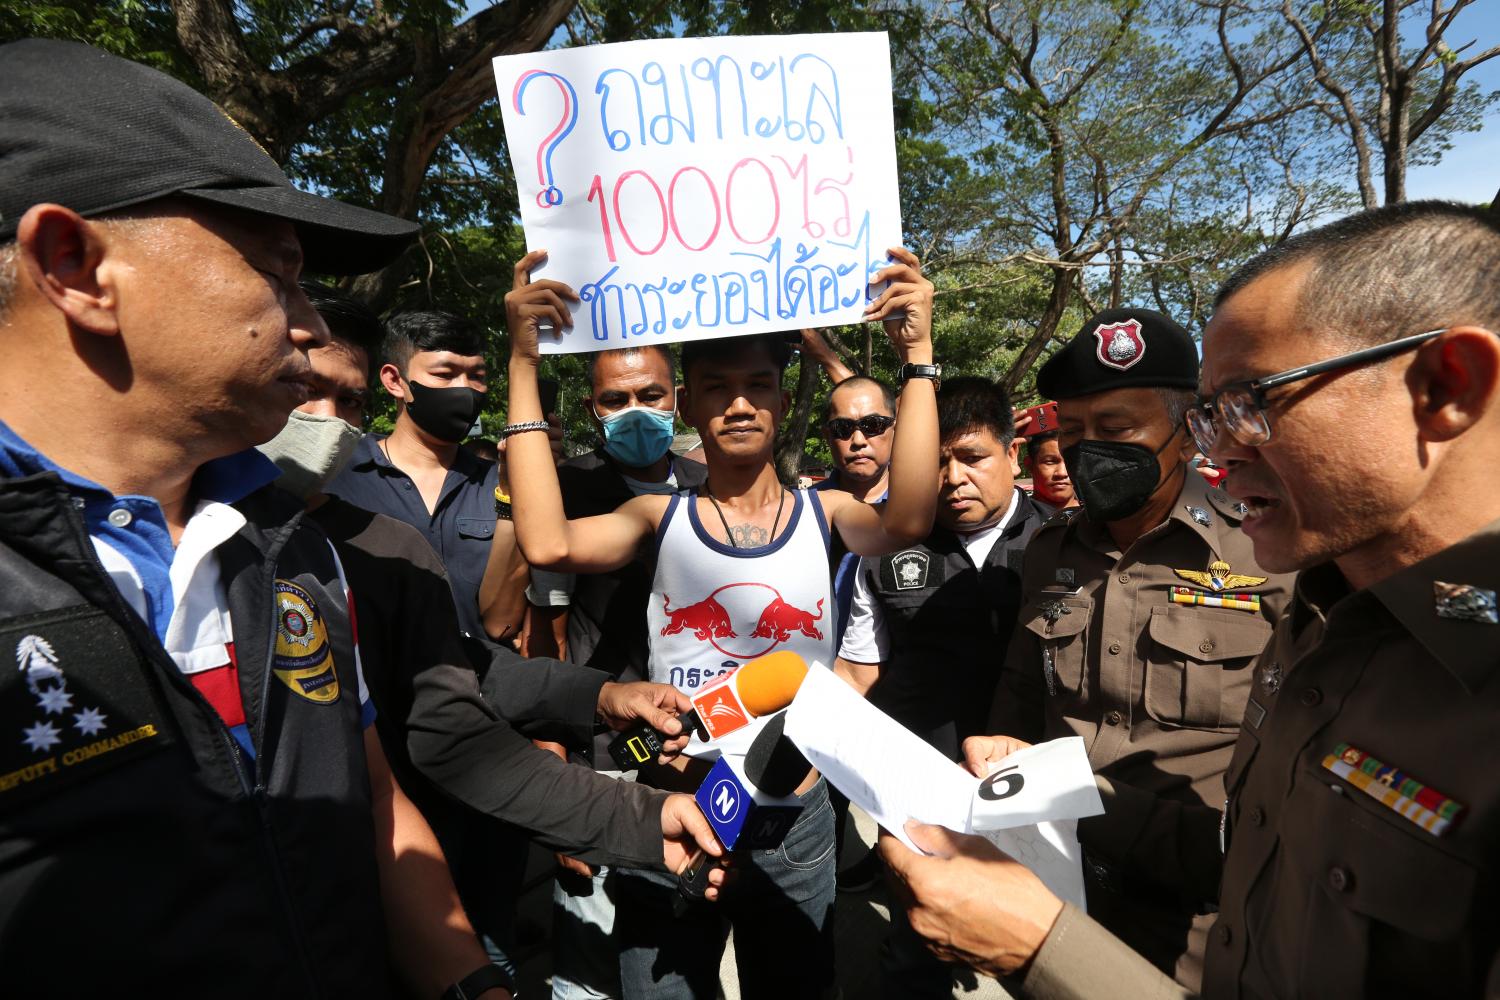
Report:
649,489,835,703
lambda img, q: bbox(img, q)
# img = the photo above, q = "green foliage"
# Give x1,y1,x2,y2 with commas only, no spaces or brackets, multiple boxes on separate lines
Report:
6,0,1493,460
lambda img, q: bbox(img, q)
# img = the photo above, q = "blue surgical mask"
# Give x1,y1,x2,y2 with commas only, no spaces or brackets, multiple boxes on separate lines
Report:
597,404,676,468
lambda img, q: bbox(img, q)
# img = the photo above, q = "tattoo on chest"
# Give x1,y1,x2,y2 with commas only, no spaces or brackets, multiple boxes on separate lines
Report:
728,523,770,547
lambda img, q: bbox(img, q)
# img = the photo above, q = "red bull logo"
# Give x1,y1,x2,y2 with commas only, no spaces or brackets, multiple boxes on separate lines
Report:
751,597,825,642
659,582,826,660
660,594,737,640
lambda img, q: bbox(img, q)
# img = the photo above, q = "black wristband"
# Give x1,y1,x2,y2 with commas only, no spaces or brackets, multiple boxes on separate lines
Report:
441,962,515,1000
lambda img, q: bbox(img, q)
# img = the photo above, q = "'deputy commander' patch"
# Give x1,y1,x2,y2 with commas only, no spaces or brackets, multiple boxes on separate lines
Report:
0,605,173,811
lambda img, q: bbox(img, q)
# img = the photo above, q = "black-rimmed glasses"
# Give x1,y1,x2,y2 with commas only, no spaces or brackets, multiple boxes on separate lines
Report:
826,414,895,440
1186,328,1446,455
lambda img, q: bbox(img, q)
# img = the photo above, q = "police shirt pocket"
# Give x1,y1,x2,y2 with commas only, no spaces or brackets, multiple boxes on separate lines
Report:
1280,769,1477,994
1144,606,1270,731
1021,597,1092,698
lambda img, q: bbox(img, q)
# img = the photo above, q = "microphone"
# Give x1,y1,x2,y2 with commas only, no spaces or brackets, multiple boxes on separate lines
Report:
675,711,811,909
607,651,809,770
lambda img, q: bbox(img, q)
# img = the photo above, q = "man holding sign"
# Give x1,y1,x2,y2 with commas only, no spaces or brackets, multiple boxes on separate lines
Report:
502,243,938,998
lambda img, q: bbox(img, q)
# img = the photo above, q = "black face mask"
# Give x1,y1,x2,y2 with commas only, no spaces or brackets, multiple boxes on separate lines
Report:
1062,434,1181,523
404,379,485,443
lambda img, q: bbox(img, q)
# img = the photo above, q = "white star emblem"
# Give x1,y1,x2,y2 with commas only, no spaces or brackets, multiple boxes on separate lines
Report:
21,720,61,753
35,686,73,715
73,706,108,737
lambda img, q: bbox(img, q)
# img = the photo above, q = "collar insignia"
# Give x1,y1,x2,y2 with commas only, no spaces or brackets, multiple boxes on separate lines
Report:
1434,581,1497,624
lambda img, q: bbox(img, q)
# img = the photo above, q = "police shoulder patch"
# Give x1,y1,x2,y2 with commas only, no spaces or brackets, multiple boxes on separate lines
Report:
273,580,340,704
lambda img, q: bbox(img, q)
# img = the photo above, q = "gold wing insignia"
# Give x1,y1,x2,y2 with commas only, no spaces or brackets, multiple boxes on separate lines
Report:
1176,560,1266,592
1174,569,1216,588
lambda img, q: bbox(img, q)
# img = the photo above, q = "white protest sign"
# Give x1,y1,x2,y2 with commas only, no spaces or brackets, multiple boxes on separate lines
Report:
493,33,902,353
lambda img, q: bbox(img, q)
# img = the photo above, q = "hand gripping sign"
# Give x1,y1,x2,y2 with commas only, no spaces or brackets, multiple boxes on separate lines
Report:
493,33,903,352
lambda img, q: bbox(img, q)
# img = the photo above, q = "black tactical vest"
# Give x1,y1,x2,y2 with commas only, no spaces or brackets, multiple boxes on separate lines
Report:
865,489,1051,760
0,472,389,998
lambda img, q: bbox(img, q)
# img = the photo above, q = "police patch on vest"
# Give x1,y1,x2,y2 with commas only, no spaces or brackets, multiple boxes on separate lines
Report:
0,606,173,809
888,550,931,591
272,580,340,704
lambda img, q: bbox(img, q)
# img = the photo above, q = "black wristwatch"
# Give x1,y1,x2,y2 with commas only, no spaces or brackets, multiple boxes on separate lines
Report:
897,362,942,390
441,963,516,1000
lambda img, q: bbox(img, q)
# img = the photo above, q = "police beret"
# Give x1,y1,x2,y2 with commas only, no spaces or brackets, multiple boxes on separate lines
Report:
1035,308,1199,400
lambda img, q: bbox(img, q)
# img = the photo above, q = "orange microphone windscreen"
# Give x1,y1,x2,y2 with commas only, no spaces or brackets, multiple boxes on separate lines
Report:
734,651,810,717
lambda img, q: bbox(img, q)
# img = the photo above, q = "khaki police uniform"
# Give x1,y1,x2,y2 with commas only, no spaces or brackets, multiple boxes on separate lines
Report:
992,471,1292,989
1014,517,1500,1000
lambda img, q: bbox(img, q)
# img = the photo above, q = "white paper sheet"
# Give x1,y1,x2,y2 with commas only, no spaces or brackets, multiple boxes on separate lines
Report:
784,666,973,849
979,820,1088,911
783,666,1101,906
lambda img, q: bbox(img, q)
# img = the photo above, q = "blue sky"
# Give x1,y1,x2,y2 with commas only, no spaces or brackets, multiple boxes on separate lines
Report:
477,3,1498,204
1403,4,1499,203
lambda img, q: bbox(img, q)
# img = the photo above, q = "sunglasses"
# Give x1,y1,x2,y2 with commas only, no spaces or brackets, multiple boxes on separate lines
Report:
1186,328,1446,455
826,414,895,440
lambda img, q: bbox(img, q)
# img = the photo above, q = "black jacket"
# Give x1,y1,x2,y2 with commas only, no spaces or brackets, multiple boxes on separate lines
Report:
310,498,668,868
0,472,388,998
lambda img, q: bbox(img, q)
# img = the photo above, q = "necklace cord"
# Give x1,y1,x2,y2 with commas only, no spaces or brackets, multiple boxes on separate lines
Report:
705,483,787,550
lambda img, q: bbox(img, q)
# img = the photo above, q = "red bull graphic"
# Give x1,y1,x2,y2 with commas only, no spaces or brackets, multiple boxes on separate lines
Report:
659,582,824,662
660,594,737,641
751,597,825,642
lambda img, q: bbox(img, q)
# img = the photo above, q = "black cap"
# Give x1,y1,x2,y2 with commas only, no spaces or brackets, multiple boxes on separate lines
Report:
0,39,418,275
1035,307,1198,400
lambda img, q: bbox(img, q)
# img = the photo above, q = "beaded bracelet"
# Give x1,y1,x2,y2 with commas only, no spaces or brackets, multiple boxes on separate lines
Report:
494,486,513,521
500,420,550,438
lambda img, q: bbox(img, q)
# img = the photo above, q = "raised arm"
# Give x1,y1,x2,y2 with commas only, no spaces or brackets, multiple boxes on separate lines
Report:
829,247,939,556
504,249,657,572
799,328,855,384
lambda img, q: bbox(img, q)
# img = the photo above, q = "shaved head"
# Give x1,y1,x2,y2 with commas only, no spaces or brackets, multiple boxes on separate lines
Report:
1217,200,1500,348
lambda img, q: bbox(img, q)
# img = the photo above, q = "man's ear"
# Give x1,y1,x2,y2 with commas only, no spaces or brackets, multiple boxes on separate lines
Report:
15,203,122,336
1175,424,1198,462
1007,437,1024,477
1409,327,1500,442
379,363,407,402
780,389,792,417
677,382,696,430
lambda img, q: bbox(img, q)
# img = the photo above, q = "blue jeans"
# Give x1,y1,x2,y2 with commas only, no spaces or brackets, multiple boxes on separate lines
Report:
551,866,621,1000
615,778,837,1000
